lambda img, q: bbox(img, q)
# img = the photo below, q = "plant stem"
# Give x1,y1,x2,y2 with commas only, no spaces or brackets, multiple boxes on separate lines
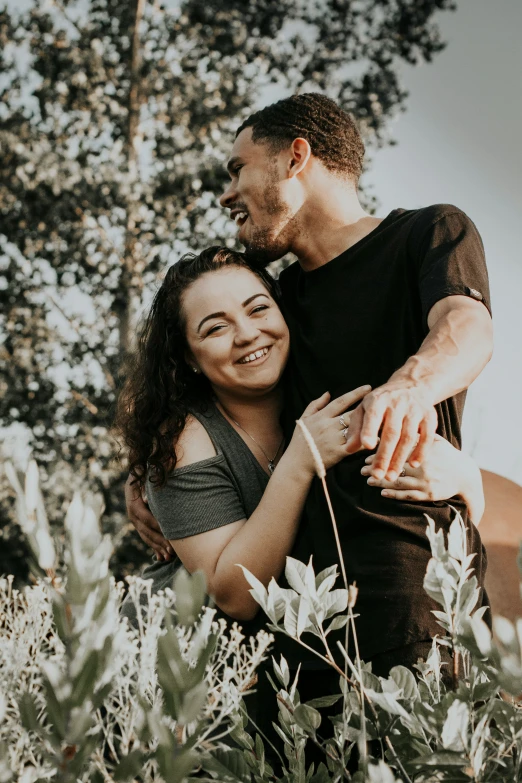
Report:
321,476,348,592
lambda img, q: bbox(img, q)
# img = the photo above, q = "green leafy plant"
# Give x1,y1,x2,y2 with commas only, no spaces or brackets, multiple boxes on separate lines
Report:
3,458,522,781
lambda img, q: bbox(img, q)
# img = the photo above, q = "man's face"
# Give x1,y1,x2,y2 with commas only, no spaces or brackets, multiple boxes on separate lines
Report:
220,128,298,268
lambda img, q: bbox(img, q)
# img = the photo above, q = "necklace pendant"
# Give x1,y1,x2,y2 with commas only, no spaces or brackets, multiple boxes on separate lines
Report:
268,461,275,474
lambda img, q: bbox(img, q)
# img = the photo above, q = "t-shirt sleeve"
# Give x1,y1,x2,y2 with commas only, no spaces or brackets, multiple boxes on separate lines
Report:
413,206,492,326
146,455,246,540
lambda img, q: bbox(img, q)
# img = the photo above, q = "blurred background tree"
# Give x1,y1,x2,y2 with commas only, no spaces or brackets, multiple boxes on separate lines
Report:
0,0,456,583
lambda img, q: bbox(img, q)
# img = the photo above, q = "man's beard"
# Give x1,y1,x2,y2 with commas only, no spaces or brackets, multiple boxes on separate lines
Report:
243,175,296,270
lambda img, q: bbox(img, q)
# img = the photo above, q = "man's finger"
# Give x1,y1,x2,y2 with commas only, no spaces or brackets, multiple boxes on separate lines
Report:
365,475,424,491
385,417,420,481
409,409,438,467
326,385,372,417
369,408,405,479
357,396,388,452
137,521,169,550
380,489,426,502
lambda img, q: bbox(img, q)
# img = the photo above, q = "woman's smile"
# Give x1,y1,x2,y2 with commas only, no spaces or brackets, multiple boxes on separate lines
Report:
236,345,271,365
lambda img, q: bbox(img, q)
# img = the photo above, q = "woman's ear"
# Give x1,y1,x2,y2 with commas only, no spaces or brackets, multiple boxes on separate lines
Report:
184,351,201,374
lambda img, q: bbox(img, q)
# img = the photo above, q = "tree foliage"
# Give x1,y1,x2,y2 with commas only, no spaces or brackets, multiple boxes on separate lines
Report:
0,0,456,579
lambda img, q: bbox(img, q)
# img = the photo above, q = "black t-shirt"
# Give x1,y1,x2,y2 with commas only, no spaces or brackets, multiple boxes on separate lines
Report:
278,204,492,666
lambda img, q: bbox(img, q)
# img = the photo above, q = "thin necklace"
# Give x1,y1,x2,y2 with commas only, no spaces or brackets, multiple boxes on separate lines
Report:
219,402,285,474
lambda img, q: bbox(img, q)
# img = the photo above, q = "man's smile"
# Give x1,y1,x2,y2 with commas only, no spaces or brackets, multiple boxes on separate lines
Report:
230,208,249,227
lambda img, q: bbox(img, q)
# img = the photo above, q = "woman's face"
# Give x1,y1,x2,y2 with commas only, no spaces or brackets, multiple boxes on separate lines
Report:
182,266,290,398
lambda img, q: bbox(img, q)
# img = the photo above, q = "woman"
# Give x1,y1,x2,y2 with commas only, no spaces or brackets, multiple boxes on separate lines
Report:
117,246,484,629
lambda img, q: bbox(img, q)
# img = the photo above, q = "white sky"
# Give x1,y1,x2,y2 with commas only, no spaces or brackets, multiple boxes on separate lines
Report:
365,0,522,484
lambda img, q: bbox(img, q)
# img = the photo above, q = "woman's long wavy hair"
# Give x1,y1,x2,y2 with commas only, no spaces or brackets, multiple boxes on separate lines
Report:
116,246,281,489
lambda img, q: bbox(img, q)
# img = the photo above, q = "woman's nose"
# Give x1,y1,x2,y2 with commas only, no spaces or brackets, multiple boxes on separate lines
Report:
234,318,259,344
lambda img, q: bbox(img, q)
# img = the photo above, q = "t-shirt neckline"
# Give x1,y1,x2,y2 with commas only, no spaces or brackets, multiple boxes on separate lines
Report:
299,209,400,276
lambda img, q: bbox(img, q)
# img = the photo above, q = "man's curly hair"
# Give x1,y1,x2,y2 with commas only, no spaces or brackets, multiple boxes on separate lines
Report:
236,93,365,182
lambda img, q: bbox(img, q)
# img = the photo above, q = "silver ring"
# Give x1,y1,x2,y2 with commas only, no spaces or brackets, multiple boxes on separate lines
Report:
339,415,347,429
342,428,349,441
399,468,406,478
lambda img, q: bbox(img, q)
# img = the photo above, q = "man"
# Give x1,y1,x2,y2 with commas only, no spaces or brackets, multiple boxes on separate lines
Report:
127,93,492,675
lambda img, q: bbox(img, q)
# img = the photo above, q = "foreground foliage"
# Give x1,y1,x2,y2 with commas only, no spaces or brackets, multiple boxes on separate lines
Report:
2,461,522,781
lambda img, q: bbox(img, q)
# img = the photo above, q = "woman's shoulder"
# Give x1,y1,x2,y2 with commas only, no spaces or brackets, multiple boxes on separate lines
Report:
175,413,218,468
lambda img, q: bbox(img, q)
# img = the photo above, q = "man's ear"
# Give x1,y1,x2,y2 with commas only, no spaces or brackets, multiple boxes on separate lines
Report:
287,137,312,178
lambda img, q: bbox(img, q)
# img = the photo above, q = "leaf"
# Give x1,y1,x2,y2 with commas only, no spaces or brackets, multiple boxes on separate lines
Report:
236,565,268,612
305,694,342,709
293,703,322,733
18,693,41,734
285,557,308,595
388,666,419,701
441,700,470,752
309,762,332,783
315,564,338,590
69,650,100,707
200,747,251,781
364,688,410,720
367,760,400,783
323,589,348,619
174,568,206,626
113,750,148,781
272,655,290,688
156,746,199,783
179,680,208,724
266,579,293,623
283,596,299,637
325,614,349,635
297,596,311,638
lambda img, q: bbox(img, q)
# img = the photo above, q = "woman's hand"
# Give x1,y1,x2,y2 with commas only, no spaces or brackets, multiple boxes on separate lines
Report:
361,434,485,525
290,385,372,477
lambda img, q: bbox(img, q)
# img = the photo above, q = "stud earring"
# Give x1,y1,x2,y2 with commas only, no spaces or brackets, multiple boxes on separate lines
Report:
192,366,200,374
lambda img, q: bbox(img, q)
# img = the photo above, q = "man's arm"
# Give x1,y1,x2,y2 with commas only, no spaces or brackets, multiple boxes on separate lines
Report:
345,294,493,480
125,476,175,562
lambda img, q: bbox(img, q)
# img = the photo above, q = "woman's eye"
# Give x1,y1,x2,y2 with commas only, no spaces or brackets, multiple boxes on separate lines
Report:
207,324,226,335
251,305,268,315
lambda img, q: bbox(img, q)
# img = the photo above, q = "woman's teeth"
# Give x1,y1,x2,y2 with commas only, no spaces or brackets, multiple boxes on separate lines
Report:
235,212,248,226
238,347,269,364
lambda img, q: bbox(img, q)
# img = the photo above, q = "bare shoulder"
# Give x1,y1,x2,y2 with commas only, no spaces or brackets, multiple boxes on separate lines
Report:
175,414,217,468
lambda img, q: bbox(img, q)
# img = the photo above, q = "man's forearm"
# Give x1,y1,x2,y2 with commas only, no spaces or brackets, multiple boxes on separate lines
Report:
388,297,493,405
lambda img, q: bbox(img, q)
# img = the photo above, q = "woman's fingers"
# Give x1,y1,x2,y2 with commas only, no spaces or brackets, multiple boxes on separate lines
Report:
326,385,372,416
301,391,331,416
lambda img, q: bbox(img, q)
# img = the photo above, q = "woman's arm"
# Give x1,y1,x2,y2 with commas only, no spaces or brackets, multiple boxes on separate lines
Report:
167,387,370,622
361,435,485,526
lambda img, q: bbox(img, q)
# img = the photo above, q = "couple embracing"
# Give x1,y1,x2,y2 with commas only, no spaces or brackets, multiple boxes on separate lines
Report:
117,93,492,729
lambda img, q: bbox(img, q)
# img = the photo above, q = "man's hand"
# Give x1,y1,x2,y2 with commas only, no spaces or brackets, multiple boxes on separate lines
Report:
344,384,438,481
125,475,175,562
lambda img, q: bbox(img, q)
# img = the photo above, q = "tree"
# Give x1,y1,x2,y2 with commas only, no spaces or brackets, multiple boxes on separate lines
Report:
0,0,456,581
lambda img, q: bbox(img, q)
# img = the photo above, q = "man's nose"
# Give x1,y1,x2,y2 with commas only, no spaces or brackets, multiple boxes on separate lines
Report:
220,181,236,209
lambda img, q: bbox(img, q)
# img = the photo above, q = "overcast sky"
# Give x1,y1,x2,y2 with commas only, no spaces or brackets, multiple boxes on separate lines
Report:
366,0,522,484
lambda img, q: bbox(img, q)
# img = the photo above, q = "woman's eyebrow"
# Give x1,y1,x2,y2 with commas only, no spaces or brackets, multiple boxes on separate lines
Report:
242,293,269,307
197,311,225,332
